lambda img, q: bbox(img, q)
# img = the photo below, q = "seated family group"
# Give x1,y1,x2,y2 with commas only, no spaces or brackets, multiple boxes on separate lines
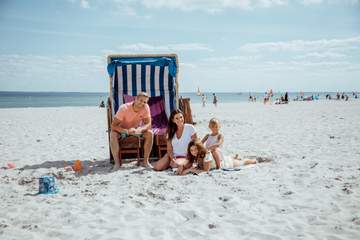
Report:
110,92,267,173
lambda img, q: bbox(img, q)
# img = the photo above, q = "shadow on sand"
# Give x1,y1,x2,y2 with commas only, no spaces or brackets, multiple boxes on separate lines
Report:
18,159,148,177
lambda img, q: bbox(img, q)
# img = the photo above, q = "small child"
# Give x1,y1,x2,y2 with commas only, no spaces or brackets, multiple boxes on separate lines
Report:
201,118,224,169
175,139,210,175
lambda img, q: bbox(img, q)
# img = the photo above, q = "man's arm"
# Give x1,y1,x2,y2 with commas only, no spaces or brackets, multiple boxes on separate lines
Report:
111,117,127,133
137,116,152,133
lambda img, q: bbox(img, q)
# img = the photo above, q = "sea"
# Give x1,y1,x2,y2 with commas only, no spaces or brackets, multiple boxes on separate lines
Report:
0,91,356,108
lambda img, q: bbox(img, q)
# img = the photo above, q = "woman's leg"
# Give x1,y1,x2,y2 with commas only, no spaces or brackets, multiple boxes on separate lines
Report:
153,153,171,171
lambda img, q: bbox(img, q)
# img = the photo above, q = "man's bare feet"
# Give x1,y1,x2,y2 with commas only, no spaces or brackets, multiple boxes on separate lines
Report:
111,164,121,171
141,161,153,169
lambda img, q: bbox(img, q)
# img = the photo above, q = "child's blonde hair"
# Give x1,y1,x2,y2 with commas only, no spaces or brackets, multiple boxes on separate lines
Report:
209,118,220,127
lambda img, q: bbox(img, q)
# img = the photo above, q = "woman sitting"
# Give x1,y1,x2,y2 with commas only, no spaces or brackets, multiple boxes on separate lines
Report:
152,109,197,171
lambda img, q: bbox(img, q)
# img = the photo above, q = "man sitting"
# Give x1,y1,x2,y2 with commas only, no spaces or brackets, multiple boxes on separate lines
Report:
110,92,153,170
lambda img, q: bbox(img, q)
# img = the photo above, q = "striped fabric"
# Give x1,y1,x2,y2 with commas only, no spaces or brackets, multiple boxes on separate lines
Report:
107,56,178,118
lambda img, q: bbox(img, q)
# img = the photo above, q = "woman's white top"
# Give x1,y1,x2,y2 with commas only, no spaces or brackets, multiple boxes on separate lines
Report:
171,124,196,157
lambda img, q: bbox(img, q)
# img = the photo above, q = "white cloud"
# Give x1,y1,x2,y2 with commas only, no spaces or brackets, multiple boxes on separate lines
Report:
180,56,360,92
201,55,261,63
302,0,323,5
180,62,198,69
1,53,359,92
116,43,213,52
0,55,107,91
239,36,360,53
293,51,347,60
112,0,152,18
75,0,360,15
301,0,360,5
193,56,359,72
111,0,288,14
106,0,359,15
80,0,90,8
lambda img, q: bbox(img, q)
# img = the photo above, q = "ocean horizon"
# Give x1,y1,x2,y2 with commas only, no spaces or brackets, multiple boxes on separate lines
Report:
0,91,357,108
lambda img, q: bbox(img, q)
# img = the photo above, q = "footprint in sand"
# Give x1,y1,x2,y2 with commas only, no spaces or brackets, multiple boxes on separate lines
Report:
150,228,164,237
177,209,198,222
247,232,283,240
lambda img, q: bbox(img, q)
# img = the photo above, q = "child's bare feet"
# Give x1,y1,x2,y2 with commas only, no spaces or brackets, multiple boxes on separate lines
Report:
256,157,272,163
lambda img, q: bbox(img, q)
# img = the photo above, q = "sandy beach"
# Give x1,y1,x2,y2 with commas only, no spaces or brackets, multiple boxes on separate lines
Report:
1,100,360,240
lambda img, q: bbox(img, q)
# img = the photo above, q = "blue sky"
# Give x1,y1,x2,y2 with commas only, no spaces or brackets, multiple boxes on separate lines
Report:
0,0,359,92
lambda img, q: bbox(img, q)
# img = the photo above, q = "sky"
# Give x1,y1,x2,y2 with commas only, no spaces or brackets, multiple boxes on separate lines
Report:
0,0,359,92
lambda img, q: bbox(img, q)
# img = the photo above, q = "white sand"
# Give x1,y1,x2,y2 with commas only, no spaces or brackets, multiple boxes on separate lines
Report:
1,101,360,240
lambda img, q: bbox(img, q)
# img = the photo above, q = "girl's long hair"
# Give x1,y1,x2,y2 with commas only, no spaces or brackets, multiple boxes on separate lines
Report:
186,139,207,164
167,109,184,140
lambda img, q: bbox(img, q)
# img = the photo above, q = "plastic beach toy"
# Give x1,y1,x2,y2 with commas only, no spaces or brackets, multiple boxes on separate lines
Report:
38,176,59,194
7,162,16,169
73,160,82,172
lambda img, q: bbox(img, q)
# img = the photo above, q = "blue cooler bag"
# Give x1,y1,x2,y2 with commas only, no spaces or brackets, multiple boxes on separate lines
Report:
39,176,59,194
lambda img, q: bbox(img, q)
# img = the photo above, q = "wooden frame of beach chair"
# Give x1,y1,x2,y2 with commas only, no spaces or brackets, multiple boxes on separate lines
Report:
106,54,183,163
155,134,168,158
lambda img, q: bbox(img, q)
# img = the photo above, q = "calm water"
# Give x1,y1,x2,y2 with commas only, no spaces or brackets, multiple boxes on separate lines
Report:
0,92,109,108
0,91,356,108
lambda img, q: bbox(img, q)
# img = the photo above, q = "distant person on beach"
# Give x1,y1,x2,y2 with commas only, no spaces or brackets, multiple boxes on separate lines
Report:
110,92,153,171
263,92,269,104
175,139,272,175
201,118,224,169
152,109,197,171
201,94,206,107
249,94,256,102
212,93,218,107
99,100,105,108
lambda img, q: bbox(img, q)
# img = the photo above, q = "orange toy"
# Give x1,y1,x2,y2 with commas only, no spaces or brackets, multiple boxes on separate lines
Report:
73,160,82,172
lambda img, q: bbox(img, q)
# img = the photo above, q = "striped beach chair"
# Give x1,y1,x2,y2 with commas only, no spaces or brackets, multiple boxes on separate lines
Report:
106,54,186,162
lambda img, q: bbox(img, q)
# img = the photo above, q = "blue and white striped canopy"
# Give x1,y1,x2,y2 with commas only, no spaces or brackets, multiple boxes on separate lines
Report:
107,55,178,118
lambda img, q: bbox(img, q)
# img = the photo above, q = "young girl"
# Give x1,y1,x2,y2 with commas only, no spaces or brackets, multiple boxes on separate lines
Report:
201,118,224,169
176,141,272,175
175,139,209,175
